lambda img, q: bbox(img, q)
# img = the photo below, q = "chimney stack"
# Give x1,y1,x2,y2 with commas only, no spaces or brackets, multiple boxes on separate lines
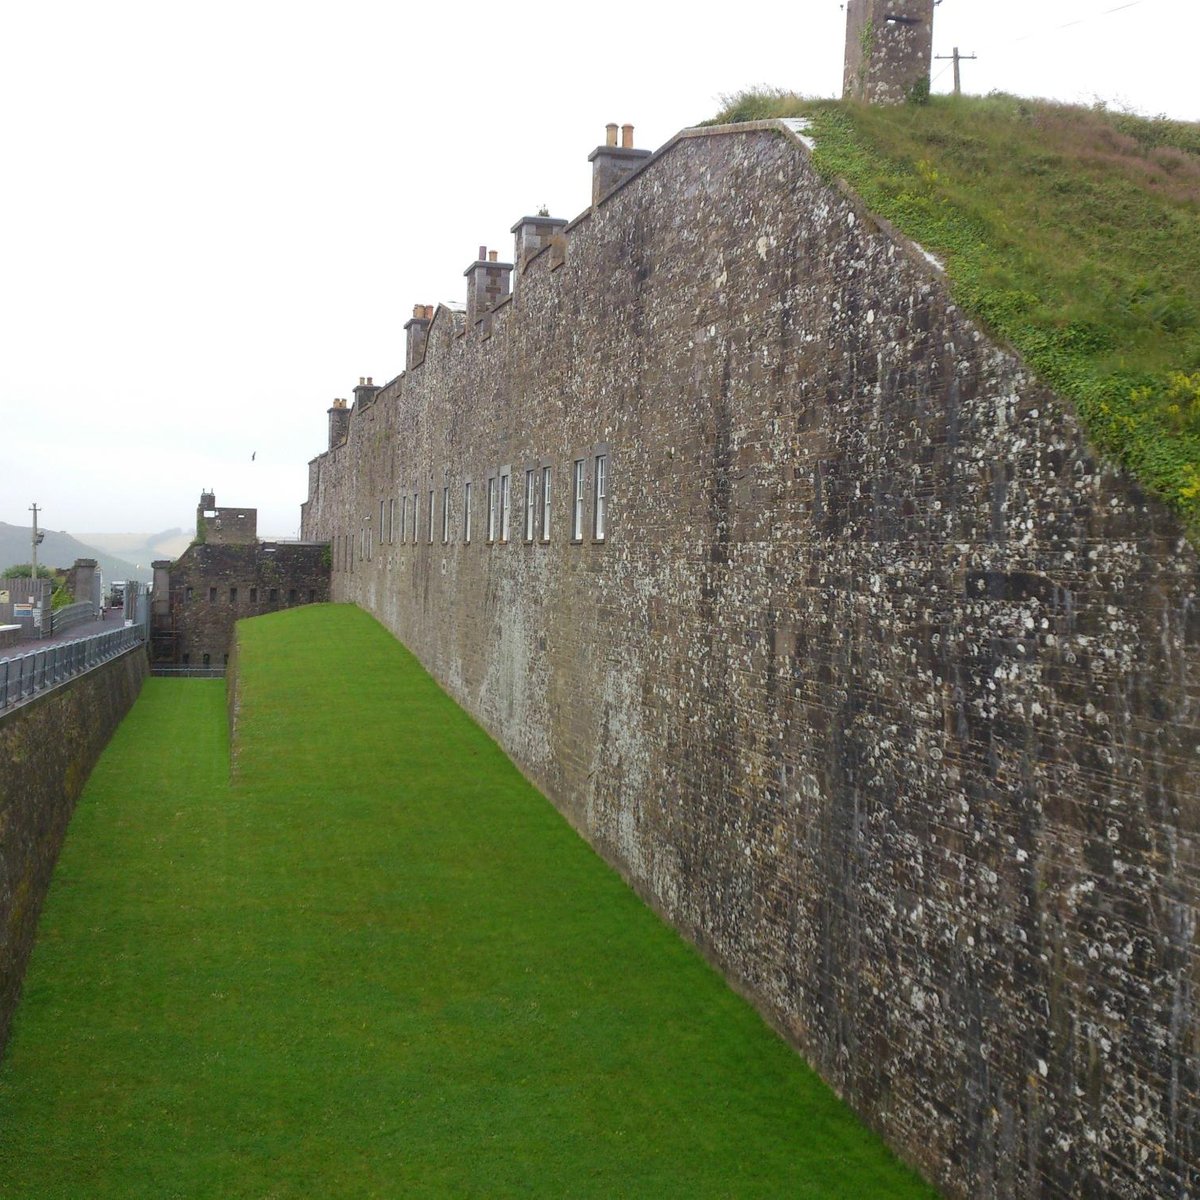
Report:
353,377,380,411
327,398,350,450
511,212,568,283
589,122,651,206
404,303,433,370
464,245,513,327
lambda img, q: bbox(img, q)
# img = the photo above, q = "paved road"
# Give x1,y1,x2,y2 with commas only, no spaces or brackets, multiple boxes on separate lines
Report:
11,606,134,653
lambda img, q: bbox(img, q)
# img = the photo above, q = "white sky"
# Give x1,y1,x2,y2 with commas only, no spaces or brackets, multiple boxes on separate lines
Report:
1,0,1195,539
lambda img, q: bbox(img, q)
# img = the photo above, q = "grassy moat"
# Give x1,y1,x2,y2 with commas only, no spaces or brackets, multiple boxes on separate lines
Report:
0,605,934,1198
711,91,1200,537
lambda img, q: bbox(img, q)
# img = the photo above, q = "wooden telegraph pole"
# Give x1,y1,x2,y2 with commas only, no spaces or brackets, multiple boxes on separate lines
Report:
934,46,977,95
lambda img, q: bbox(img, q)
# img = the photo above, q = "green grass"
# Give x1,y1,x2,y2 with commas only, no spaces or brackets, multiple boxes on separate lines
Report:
709,90,1200,536
0,605,935,1198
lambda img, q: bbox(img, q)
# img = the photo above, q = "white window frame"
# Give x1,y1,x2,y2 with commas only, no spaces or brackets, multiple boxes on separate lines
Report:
593,453,608,541
487,476,497,542
464,480,472,543
428,490,434,544
441,486,450,543
523,468,535,542
571,458,585,542
540,465,552,542
499,470,511,543
412,493,419,544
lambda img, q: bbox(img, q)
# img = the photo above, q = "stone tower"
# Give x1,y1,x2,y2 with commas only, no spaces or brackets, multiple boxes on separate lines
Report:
843,0,936,105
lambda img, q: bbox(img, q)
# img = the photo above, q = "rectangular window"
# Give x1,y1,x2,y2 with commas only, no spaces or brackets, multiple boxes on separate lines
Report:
400,496,407,543
288,588,297,604
572,458,585,541
388,497,395,543
209,586,217,604
249,587,258,603
428,490,434,543
309,589,316,603
229,587,238,604
487,477,497,542
412,493,419,543
524,469,535,541
185,586,193,602
541,466,552,542
499,472,510,542
593,453,608,541
270,587,278,603
464,481,472,543
442,486,450,543
379,499,385,544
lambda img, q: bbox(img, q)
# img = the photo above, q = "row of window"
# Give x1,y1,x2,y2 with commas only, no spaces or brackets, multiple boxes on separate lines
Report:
340,451,609,569
184,585,316,605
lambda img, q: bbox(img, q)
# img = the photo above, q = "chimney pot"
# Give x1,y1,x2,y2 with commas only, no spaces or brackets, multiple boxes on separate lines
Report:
367,377,372,386
413,304,423,318
606,123,618,147
425,305,434,319
488,249,498,262
478,244,487,261
621,124,634,149
358,376,365,386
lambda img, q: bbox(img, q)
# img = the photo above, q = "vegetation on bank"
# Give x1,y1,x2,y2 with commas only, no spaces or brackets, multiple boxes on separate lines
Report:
0,605,935,1198
2,563,75,609
709,90,1200,535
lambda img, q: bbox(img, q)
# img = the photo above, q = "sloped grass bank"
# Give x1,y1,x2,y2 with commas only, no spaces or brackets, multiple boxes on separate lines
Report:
0,605,935,1198
710,91,1200,535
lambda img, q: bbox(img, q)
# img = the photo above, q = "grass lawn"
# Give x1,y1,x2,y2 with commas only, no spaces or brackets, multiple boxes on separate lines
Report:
0,604,936,1198
710,92,1200,536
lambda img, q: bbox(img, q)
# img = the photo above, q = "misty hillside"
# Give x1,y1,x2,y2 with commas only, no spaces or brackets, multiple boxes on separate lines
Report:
0,524,151,584
77,528,192,564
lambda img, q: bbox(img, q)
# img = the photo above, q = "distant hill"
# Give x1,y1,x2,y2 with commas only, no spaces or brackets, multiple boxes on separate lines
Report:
0,524,151,584
77,528,192,565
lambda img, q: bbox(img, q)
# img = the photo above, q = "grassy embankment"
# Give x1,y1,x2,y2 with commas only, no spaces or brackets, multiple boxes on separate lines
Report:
0,604,935,1198
710,91,1200,537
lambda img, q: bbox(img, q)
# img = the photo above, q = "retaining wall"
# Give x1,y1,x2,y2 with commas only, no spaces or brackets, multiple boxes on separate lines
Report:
0,646,147,1054
301,121,1200,1198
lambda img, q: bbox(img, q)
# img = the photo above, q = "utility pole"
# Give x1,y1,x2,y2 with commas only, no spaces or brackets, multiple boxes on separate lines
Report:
29,502,41,588
934,46,977,95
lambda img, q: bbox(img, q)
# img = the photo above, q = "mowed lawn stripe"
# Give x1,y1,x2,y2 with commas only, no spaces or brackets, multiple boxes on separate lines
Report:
0,604,936,1198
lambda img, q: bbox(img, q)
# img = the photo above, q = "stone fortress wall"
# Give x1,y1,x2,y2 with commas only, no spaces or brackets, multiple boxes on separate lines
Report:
301,119,1200,1198
0,646,147,1054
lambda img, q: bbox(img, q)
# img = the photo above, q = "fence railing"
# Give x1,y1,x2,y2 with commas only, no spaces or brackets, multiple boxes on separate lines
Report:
50,602,97,637
0,624,145,712
149,666,226,679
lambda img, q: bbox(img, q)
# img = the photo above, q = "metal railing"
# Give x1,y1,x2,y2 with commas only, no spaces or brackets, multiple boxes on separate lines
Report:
149,666,226,678
50,601,97,637
0,624,145,712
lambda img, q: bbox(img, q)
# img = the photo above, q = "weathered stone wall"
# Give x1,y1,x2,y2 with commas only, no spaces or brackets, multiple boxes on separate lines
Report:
154,542,330,665
0,646,147,1054
301,122,1200,1199
844,0,936,104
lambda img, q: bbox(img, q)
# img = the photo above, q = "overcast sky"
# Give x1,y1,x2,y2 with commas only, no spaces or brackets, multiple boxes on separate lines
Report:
2,0,1195,539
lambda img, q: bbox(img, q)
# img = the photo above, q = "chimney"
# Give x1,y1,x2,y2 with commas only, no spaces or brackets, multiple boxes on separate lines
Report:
843,0,936,105
353,376,380,410
464,245,513,327
327,398,350,450
404,303,433,370
511,213,568,289
588,122,651,206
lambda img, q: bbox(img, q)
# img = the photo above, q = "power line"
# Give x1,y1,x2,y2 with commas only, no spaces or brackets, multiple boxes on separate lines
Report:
1008,0,1146,46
